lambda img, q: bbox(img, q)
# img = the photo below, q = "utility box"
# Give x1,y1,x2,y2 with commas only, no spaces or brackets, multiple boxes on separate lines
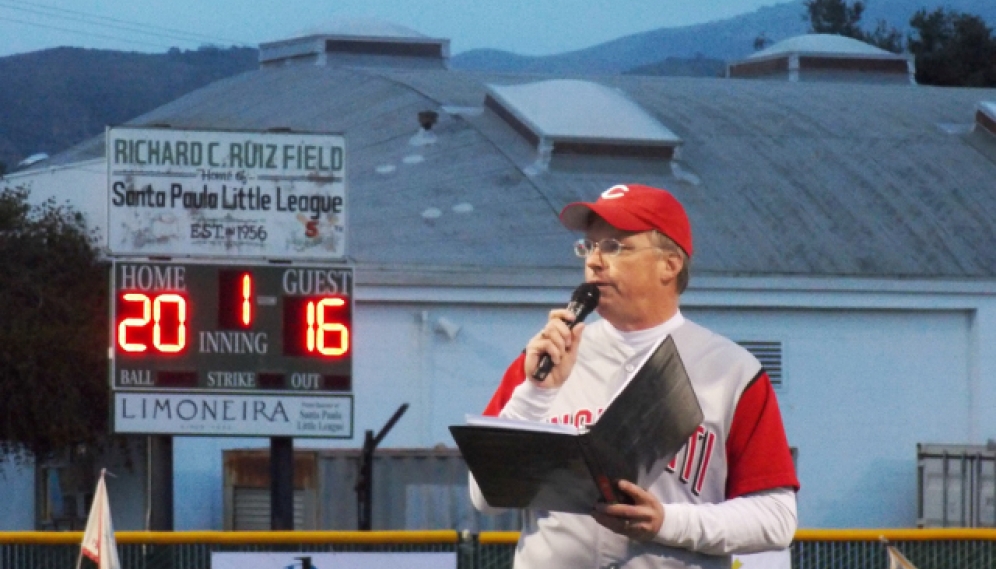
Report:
223,447,519,531
917,443,996,527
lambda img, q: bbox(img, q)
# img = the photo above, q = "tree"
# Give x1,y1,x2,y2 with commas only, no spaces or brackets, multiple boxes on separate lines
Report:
908,8,996,87
0,186,111,463
804,0,866,38
866,19,905,54
802,0,905,53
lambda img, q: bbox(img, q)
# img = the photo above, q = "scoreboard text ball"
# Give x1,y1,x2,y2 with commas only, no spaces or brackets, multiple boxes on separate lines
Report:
111,262,353,393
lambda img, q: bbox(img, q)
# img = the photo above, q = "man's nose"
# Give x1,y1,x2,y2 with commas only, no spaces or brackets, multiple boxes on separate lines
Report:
585,249,605,270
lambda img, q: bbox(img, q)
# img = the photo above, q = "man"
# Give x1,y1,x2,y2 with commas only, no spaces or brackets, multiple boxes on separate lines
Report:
470,184,799,569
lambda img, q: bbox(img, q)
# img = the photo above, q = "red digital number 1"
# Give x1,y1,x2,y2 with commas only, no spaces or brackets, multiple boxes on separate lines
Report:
241,273,253,327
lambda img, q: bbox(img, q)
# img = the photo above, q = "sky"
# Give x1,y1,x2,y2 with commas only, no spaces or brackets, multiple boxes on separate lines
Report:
0,0,790,58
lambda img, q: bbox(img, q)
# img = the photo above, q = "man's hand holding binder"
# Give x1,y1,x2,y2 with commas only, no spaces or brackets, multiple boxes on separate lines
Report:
593,480,666,541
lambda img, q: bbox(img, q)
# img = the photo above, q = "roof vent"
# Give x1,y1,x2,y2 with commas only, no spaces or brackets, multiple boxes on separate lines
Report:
977,102,996,138
485,79,681,161
259,19,449,69
16,152,49,169
418,110,439,130
728,34,915,85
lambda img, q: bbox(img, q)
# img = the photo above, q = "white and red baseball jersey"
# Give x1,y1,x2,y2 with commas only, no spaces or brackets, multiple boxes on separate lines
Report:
479,314,799,569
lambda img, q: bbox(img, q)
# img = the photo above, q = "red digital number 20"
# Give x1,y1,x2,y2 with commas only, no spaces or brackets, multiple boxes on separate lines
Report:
118,293,187,353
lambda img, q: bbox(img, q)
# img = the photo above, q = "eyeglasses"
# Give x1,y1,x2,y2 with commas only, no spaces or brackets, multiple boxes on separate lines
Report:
573,238,664,258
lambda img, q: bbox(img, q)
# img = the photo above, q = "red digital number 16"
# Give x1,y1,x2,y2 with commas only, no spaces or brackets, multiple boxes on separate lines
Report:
306,298,349,356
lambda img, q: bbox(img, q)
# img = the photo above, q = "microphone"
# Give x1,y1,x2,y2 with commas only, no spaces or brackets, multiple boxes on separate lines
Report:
531,283,600,381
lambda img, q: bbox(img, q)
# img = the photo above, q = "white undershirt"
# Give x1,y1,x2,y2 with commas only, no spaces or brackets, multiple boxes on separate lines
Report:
501,312,686,422
603,311,685,356
657,486,797,554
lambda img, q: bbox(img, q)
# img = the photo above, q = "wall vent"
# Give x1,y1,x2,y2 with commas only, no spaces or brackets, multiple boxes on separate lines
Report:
737,341,783,387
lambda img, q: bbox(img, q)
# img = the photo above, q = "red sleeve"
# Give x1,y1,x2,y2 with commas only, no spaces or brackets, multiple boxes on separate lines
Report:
725,371,800,499
482,352,528,416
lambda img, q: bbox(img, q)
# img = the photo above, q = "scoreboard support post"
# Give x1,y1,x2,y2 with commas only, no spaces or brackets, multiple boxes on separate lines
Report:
270,436,294,530
149,435,174,530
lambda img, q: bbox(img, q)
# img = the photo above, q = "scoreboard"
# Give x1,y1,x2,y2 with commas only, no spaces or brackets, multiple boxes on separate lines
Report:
110,261,354,437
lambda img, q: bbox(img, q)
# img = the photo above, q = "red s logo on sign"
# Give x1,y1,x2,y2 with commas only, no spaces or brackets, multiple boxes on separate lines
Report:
305,220,319,238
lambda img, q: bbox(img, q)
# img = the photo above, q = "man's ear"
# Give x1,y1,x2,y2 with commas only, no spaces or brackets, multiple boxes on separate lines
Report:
659,251,683,285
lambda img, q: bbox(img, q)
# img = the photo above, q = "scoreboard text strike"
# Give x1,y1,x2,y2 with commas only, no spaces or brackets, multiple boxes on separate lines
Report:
112,262,353,393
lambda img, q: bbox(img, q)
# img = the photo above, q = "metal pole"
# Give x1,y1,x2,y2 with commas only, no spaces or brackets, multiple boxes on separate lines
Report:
357,430,374,531
148,435,174,530
271,436,294,530
355,403,409,530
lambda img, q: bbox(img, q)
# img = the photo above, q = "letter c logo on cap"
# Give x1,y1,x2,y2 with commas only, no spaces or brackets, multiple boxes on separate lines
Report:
601,185,629,200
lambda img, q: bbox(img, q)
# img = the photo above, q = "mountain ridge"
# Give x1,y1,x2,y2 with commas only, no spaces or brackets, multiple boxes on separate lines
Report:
0,45,258,173
2,0,995,171
450,0,996,73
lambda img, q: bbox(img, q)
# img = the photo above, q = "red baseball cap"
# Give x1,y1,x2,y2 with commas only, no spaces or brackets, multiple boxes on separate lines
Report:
559,184,693,257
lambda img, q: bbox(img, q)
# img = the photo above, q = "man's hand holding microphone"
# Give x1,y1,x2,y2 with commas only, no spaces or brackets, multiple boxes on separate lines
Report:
525,283,600,388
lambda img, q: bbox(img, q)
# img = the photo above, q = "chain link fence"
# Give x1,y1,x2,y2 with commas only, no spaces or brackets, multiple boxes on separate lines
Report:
3,530,996,569
0,531,464,569
2,542,467,569
793,538,996,569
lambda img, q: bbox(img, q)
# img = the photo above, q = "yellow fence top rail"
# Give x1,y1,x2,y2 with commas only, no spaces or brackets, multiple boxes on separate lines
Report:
795,528,996,541
478,531,520,545
481,529,996,544
0,530,460,545
3,528,996,546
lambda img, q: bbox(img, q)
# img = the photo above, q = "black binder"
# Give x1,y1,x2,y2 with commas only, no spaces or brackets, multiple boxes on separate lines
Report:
449,335,703,514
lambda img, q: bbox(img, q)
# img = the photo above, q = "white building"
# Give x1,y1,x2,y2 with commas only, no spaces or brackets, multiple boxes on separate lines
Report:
4,27,996,531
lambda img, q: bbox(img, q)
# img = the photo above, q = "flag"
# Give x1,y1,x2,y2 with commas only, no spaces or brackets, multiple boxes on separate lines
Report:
78,469,121,569
886,545,918,569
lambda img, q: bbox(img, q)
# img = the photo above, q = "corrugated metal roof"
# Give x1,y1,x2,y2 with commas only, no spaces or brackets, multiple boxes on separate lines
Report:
36,63,996,281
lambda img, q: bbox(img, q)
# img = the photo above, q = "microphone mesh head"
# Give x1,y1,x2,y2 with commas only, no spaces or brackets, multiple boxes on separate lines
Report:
571,283,600,321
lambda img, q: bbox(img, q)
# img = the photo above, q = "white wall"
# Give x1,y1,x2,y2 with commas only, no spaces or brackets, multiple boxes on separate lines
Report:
102,439,151,530
3,159,108,235
175,436,265,529
169,290,991,530
350,303,549,447
0,443,148,531
0,461,35,530
689,306,972,527
172,301,553,529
